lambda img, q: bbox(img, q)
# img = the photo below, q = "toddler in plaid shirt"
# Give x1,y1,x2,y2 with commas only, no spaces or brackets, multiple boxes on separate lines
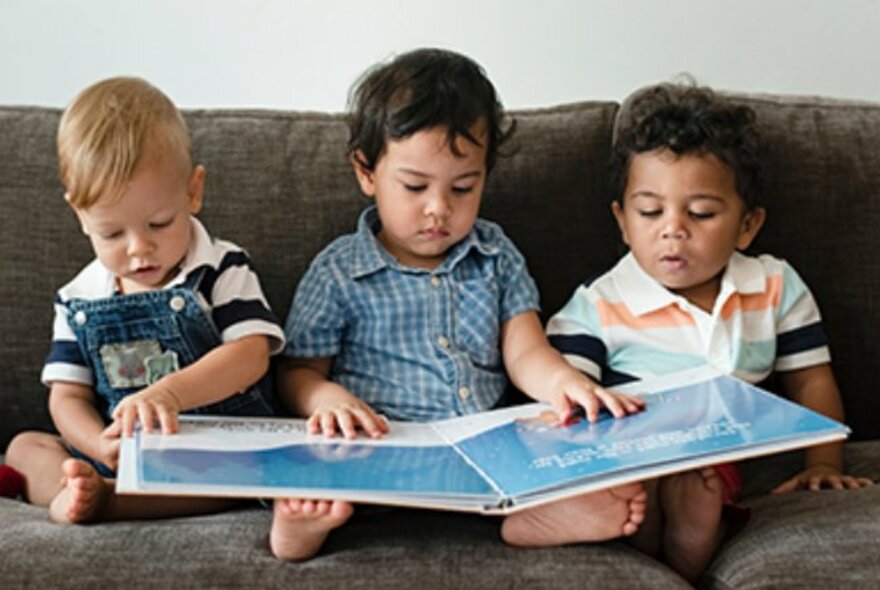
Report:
269,48,647,561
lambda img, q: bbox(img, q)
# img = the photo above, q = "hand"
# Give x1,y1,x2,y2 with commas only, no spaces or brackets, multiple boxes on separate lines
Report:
549,371,645,424
112,381,183,437
308,396,389,439
772,464,874,493
95,420,122,472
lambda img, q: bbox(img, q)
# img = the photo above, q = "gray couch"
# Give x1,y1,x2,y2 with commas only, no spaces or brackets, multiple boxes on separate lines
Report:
2,91,879,589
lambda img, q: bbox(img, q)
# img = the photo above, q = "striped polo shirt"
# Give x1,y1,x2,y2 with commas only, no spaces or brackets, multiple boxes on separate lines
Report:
42,217,284,386
547,252,830,385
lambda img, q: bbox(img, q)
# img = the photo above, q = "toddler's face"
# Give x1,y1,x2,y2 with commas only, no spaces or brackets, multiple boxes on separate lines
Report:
73,153,204,294
612,149,765,311
353,123,487,269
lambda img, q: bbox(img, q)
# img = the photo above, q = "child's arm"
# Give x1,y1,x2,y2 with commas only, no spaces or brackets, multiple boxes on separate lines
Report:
49,381,122,471
276,356,388,439
112,335,271,437
500,311,644,423
772,363,873,493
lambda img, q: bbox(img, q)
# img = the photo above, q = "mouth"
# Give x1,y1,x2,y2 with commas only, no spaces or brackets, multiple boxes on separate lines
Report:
420,227,450,239
131,265,161,277
659,254,687,270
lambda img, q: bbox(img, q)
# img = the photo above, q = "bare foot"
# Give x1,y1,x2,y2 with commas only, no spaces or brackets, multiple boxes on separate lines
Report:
500,482,647,547
49,459,111,524
269,498,354,561
661,468,726,583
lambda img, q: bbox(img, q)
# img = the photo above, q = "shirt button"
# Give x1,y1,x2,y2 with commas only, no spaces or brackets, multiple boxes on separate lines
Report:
169,296,186,312
430,275,441,287
73,311,87,325
458,386,470,401
437,336,450,349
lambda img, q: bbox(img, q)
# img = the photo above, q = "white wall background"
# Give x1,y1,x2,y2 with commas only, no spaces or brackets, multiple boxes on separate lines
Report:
2,0,879,111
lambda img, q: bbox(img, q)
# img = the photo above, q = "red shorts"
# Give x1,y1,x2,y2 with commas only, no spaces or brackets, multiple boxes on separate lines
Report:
714,462,751,536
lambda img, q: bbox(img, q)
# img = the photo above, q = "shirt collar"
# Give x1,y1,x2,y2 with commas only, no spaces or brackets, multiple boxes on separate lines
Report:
348,206,498,279
164,216,212,288
615,251,768,316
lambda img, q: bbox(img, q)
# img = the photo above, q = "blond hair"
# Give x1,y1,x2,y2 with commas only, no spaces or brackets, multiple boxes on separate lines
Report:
58,77,192,208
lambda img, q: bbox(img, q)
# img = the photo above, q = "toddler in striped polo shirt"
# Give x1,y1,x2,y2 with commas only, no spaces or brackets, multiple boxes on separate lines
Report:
5,77,284,524
269,48,648,561
548,82,873,582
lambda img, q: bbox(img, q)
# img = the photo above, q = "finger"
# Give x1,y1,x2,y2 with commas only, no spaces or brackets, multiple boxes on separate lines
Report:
808,475,824,492
826,476,845,491
593,387,626,418
138,402,156,434
577,394,602,423
320,412,338,438
156,405,179,435
104,420,122,438
549,396,573,424
121,406,138,438
858,478,875,488
307,414,322,435
336,410,358,439
621,394,647,413
352,407,386,438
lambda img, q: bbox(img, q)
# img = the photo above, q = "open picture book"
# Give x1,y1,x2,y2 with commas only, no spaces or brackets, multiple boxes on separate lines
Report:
117,368,848,514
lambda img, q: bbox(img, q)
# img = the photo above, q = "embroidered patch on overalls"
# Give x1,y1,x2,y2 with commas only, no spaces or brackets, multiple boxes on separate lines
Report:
145,350,180,384
100,340,163,389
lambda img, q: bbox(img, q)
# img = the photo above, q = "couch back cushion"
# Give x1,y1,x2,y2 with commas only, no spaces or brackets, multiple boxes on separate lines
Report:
0,102,620,448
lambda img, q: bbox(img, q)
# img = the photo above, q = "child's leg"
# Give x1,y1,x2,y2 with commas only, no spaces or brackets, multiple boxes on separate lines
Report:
50,459,238,523
269,498,354,561
6,431,236,523
499,482,646,547
659,468,726,583
5,431,72,506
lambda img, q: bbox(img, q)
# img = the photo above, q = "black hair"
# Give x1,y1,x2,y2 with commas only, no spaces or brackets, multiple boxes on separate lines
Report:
612,82,762,209
347,48,515,173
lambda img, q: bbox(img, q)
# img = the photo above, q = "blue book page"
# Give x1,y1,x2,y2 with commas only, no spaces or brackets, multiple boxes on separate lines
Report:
452,375,847,499
132,418,497,503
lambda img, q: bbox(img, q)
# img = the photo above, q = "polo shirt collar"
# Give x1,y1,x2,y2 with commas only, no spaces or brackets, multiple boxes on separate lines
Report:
615,251,768,316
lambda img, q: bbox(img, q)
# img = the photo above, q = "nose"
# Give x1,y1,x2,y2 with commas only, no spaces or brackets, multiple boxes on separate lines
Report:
661,212,688,240
424,190,452,219
127,231,155,257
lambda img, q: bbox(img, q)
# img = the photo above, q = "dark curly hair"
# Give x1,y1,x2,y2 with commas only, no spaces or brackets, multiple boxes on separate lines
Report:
611,82,762,210
347,48,515,173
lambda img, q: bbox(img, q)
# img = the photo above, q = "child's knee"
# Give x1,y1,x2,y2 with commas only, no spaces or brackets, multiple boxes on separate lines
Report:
5,431,59,468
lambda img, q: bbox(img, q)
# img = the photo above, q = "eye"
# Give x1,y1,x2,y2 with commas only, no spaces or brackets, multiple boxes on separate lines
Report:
451,185,475,195
403,183,427,193
689,211,717,220
149,218,174,230
637,209,662,218
100,230,124,240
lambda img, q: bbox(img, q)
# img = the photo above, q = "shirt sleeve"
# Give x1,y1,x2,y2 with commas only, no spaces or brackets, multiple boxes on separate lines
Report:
41,295,94,386
774,261,831,371
282,253,346,359
546,285,607,382
208,250,285,354
494,231,540,323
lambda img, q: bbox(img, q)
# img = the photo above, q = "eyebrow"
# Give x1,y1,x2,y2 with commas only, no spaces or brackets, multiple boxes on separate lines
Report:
397,167,482,180
630,191,725,203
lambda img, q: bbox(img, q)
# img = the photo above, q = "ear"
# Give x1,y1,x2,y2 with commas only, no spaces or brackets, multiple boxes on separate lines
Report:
350,152,377,198
736,206,766,250
187,165,206,214
611,200,630,246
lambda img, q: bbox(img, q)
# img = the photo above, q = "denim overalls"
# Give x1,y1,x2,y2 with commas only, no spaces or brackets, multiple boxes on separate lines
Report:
66,270,276,475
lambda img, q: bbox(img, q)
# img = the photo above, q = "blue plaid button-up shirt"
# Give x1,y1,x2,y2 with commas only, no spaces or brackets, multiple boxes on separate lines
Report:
282,206,540,421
